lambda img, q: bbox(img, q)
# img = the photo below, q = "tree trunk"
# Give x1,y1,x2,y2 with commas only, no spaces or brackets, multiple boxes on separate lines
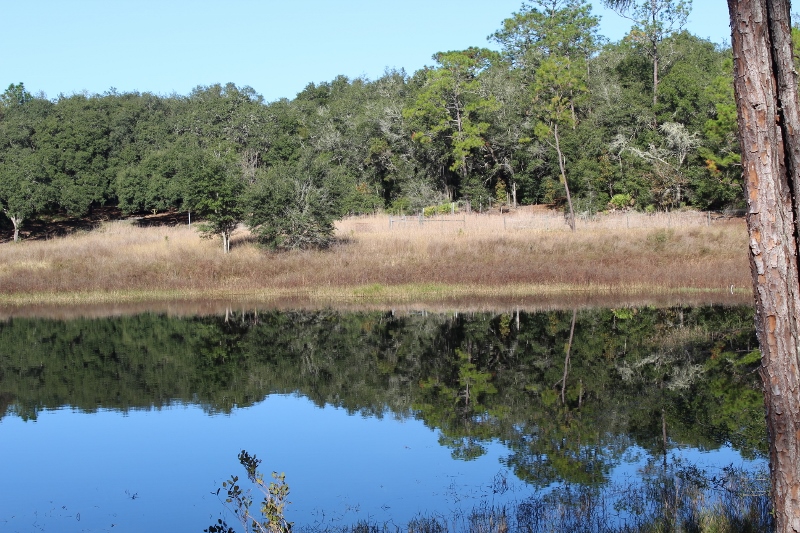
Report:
728,0,800,530
652,52,659,108
512,181,517,209
222,231,230,254
553,123,576,231
9,214,22,242
561,309,577,405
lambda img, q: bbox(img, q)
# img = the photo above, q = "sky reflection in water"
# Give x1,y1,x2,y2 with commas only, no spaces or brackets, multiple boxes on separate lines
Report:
2,394,765,533
2,395,532,532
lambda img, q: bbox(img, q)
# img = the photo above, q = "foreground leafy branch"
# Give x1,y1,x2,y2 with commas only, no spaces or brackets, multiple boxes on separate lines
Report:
206,450,293,533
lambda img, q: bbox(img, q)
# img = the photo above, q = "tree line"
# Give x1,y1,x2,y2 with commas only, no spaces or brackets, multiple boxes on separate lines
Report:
0,0,753,249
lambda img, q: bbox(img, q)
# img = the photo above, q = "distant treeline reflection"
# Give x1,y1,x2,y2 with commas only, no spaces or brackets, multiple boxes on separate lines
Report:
0,306,765,485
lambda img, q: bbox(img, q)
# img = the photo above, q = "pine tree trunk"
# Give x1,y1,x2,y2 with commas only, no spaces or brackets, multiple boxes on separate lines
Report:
729,0,800,530
553,123,576,231
652,53,659,108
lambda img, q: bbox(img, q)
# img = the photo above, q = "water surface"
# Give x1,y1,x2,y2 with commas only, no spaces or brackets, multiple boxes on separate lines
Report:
0,307,767,531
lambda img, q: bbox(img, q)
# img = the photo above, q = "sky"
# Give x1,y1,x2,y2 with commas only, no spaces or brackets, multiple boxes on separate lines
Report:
2,1,731,103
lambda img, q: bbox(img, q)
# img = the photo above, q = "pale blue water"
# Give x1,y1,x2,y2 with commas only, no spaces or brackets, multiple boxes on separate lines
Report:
1,395,531,532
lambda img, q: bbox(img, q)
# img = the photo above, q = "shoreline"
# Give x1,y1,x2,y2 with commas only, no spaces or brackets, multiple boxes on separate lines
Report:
0,283,754,320
0,212,753,318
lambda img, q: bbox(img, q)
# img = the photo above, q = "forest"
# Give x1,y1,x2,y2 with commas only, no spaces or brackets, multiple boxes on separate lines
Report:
0,0,760,249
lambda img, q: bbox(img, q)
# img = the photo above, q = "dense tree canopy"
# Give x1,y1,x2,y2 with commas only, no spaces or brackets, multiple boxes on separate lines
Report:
0,1,749,245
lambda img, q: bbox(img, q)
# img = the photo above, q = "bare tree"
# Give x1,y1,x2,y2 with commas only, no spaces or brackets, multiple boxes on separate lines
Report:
728,0,800,530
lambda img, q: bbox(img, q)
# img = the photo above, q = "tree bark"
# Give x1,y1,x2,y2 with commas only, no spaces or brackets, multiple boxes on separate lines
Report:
728,0,800,530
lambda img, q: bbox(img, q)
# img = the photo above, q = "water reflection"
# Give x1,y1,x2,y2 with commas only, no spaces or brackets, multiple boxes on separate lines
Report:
0,306,767,530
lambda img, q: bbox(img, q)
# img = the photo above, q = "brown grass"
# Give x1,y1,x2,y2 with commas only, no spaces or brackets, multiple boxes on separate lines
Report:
0,210,753,314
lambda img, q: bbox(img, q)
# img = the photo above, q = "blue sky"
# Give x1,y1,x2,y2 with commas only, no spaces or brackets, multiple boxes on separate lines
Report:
2,1,730,103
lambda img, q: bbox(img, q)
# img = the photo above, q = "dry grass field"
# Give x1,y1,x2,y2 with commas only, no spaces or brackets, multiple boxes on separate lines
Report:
0,209,753,314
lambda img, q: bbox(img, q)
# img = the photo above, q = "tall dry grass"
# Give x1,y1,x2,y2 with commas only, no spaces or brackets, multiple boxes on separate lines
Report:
0,212,752,309
334,211,750,289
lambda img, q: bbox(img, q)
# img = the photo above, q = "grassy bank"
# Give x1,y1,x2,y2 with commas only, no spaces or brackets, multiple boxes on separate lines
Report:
0,210,753,314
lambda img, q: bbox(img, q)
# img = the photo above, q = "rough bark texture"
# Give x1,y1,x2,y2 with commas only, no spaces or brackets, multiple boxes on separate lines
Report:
728,0,800,530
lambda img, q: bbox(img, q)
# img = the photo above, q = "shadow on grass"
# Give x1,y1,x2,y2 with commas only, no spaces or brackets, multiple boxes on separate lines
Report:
0,208,222,244
0,206,124,243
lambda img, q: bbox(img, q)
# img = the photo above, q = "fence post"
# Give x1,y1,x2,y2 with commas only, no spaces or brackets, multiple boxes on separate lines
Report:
707,212,710,227
390,216,393,229
419,213,423,226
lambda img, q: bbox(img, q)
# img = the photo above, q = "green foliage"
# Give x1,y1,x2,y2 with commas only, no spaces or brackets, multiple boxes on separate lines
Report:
693,57,742,210
0,88,54,240
609,193,633,210
206,450,292,533
0,12,751,243
245,154,343,250
422,202,456,216
1,83,33,106
188,153,244,253
605,0,692,107
403,47,500,198
115,144,190,214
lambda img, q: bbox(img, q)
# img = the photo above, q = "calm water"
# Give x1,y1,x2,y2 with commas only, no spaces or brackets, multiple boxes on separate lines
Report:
0,307,767,532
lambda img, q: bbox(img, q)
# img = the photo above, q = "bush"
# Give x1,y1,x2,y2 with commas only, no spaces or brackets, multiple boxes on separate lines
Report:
422,203,457,217
608,193,633,210
245,158,343,251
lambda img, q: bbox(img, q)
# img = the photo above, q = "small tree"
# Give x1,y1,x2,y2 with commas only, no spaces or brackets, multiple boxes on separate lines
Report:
183,149,244,254
0,147,51,241
206,450,292,533
245,157,342,251
0,85,52,242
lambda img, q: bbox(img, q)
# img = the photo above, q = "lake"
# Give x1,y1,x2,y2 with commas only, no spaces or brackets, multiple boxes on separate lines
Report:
0,306,769,532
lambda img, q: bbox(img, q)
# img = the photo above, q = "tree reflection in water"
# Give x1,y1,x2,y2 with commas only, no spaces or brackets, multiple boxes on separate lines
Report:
0,306,768,529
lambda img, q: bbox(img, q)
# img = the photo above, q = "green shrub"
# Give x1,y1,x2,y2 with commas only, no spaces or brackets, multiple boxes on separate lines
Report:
609,193,633,210
422,203,457,217
205,450,293,533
